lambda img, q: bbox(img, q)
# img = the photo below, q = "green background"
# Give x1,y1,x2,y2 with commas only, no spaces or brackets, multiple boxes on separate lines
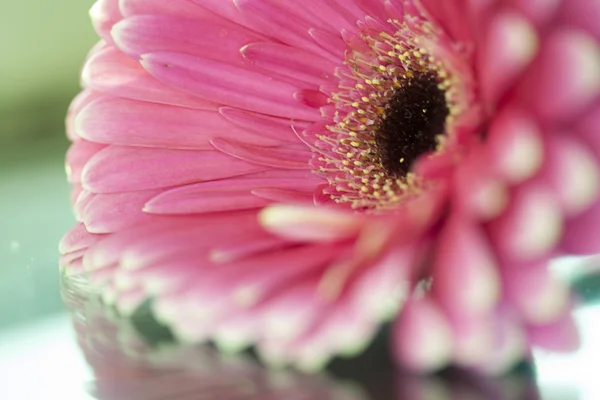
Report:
0,0,98,329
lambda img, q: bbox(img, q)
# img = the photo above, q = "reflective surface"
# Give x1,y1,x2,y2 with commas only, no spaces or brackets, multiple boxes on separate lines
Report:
0,269,598,399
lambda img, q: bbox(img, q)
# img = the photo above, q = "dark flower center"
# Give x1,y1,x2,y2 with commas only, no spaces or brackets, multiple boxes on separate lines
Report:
375,72,449,177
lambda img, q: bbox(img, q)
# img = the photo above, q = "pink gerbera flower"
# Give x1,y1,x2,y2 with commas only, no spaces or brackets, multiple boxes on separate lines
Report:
60,0,600,373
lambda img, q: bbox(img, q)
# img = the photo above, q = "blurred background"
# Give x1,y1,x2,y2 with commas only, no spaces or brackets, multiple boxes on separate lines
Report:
0,0,97,329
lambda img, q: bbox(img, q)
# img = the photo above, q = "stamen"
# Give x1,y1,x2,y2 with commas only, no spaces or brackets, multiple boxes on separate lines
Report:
315,18,460,211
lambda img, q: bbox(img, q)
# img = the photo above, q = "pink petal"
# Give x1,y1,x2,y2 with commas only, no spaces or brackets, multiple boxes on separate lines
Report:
488,184,562,262
348,245,414,321
81,46,217,109
447,313,495,367
419,0,472,43
307,28,346,60
293,301,377,370
73,190,95,221
542,133,600,216
251,188,315,204
233,0,336,60
141,51,321,121
480,11,539,106
76,96,282,149
259,205,363,242
432,215,501,317
562,201,600,255
475,312,526,374
145,169,320,214
519,29,600,124
65,140,108,184
81,214,241,271
82,146,264,193
300,0,360,33
59,223,107,254
193,0,256,28
119,0,216,19
528,312,581,352
112,14,260,63
486,107,544,183
393,297,453,372
66,90,103,141
260,282,322,342
147,189,270,214
89,0,122,45
454,146,509,220
210,138,311,169
82,190,161,233
219,107,306,143
240,42,337,86
118,213,265,270
503,260,570,324
504,0,561,28
559,0,600,41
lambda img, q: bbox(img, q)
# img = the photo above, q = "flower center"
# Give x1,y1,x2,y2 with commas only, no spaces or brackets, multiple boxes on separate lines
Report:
314,14,470,212
375,71,449,177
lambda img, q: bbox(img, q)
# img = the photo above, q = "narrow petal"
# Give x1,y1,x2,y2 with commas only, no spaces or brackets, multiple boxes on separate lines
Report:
259,205,363,242
503,260,570,324
147,190,270,214
433,215,501,317
528,312,581,352
89,0,122,45
119,0,217,19
59,223,107,255
66,90,103,141
504,0,560,27
520,29,600,123
348,245,414,321
76,97,282,149
82,46,216,109
488,184,562,261
308,28,346,59
82,190,161,233
393,297,453,372
145,170,320,214
233,0,335,60
542,133,600,216
82,146,264,193
562,201,600,255
112,14,260,64
211,139,311,169
486,107,544,183
240,42,337,86
141,52,321,121
65,140,108,183
480,11,539,106
559,0,600,41
219,107,306,143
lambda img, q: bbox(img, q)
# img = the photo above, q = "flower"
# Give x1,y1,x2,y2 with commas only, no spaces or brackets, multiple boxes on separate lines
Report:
60,0,600,373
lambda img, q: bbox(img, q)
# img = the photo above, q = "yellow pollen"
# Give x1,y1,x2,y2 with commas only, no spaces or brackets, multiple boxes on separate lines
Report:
314,16,465,212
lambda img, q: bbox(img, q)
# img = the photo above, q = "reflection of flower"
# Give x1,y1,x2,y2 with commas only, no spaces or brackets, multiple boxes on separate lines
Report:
60,0,598,372
63,276,544,400
62,277,370,400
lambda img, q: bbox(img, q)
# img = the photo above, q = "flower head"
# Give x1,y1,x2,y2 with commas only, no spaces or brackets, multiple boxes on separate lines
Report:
61,0,600,373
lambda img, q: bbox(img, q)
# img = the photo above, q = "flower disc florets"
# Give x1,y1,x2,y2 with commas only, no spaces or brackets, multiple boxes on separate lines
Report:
317,16,471,211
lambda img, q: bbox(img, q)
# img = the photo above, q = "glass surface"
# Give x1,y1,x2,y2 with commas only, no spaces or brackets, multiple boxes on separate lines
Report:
1,242,599,399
